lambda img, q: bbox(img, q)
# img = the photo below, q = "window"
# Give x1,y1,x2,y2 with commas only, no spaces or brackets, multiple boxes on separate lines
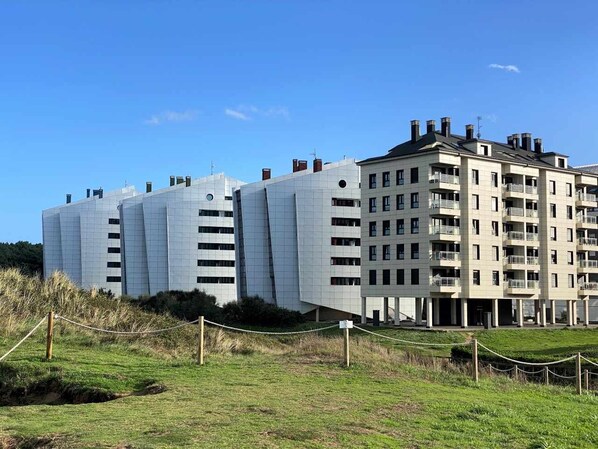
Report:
198,243,235,250
492,246,499,261
108,233,120,239
396,219,404,235
472,219,480,235
551,250,557,264
369,270,377,285
198,226,234,234
383,269,390,285
106,276,121,283
411,269,419,285
396,194,404,210
197,277,235,284
199,209,220,217
549,180,556,195
491,221,499,237
369,246,377,261
567,228,573,242
411,243,419,259
383,245,391,260
225,196,233,201
550,203,556,218
492,271,500,286
198,260,235,267
567,251,574,265
411,192,419,208
382,171,390,187
491,172,498,188
331,257,361,266
568,274,575,288
566,183,572,197
107,247,121,254
550,226,557,241
369,174,377,189
551,273,558,288
369,198,377,213
472,194,480,210
558,158,565,168
567,206,573,220
472,169,479,185
369,221,377,237
396,170,404,185
411,218,419,234
332,217,361,226
473,244,480,260
491,197,498,212
107,261,121,268
108,218,120,225
396,244,404,260
410,167,419,184
396,269,405,285
473,270,480,285
383,220,390,236
383,196,391,211
331,277,360,286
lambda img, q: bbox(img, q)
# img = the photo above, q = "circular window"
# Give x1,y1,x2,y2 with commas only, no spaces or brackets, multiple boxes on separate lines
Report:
338,180,347,188
206,194,214,201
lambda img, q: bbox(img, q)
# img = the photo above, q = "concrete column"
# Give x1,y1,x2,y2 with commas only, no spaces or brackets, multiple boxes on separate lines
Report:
394,297,400,325
550,300,556,324
534,300,541,325
315,307,320,323
433,298,440,326
573,300,578,325
383,297,389,324
426,298,433,328
567,300,573,326
450,298,457,326
461,298,468,328
492,299,499,328
540,299,547,327
517,299,524,327
415,298,423,326
584,300,590,326
361,297,367,324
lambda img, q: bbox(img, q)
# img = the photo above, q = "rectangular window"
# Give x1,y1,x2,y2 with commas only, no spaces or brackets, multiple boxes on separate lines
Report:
473,244,480,260
396,244,404,260
491,221,499,237
108,233,120,239
567,206,573,220
492,246,499,261
369,246,377,261
107,247,121,254
492,271,500,286
411,269,419,285
558,158,565,168
198,243,235,250
567,228,573,242
568,274,575,288
382,171,390,187
199,209,220,217
551,273,558,288
472,169,479,185
396,170,404,185
369,174,377,189
369,198,377,213
108,218,120,225
396,194,404,210
550,226,557,241
396,219,404,235
107,261,121,268
549,180,556,195
411,218,419,234
383,196,391,211
491,172,498,188
550,203,557,218
106,276,122,283
567,251,574,265
383,245,391,260
491,196,498,212
198,226,234,234
410,167,419,184
369,221,377,237
198,260,236,267
472,194,479,210
383,220,390,236
382,269,390,285
472,219,480,235
396,269,404,285
197,277,235,284
411,243,419,260
369,270,377,285
473,270,480,285
551,250,557,264
410,192,419,208
566,183,572,197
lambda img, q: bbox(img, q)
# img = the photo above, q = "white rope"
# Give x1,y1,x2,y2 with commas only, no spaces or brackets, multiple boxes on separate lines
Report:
56,315,198,335
204,320,338,335
588,371,598,377
353,325,470,347
489,365,515,373
477,342,577,366
0,317,46,362
547,369,577,380
581,356,598,368
518,368,545,375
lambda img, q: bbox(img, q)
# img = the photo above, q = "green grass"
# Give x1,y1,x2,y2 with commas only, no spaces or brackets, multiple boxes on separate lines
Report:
1,328,598,448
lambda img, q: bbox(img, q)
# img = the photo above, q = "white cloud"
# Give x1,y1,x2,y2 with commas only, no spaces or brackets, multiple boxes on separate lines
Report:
488,64,520,73
224,104,289,121
225,108,250,121
144,110,197,125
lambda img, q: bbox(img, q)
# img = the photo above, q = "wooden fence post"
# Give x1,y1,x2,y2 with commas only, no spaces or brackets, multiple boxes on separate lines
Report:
197,316,204,366
544,366,549,386
584,369,589,392
46,310,54,360
344,327,350,368
472,339,479,383
514,365,518,381
576,352,582,395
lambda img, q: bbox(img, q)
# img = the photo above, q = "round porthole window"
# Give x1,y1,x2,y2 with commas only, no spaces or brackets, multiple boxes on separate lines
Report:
338,180,347,188
206,194,214,201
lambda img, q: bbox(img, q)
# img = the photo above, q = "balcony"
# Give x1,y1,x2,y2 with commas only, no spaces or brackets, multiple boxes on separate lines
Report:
503,255,540,270
430,251,461,267
429,173,460,190
506,279,540,295
576,215,598,229
579,282,598,296
578,260,598,273
576,192,597,208
502,184,538,198
429,225,461,242
429,199,460,216
430,276,461,293
504,207,525,222
577,237,598,251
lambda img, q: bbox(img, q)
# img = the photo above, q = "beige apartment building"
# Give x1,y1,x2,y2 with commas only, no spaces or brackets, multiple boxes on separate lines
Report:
358,117,598,328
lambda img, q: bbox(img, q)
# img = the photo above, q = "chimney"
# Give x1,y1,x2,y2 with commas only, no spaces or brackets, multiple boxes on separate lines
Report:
98,189,103,199
534,138,543,154
86,189,91,198
176,176,184,185
441,117,451,137
426,120,436,134
185,176,191,187
146,182,152,193
465,124,474,140
507,135,514,147
170,176,175,187
410,120,420,143
292,159,299,172
313,158,322,173
262,168,271,180
512,134,520,149
522,133,532,151
66,194,72,204
298,160,308,171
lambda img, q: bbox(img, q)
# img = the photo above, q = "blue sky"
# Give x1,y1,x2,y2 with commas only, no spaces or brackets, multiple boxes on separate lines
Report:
1,0,597,243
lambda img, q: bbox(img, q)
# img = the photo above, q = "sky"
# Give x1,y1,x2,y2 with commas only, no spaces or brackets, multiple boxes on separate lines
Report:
1,0,598,243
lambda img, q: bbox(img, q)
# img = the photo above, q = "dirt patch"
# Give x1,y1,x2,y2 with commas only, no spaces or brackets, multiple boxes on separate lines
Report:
0,434,68,449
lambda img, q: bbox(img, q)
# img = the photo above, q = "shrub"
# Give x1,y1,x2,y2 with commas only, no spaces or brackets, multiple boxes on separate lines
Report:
222,296,305,327
135,289,223,322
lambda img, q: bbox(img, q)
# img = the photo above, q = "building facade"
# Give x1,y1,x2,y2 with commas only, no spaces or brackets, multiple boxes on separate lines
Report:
42,186,139,295
120,174,244,304
358,118,598,327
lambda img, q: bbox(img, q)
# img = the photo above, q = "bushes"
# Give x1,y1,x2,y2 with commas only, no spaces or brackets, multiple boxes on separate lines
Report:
222,296,305,327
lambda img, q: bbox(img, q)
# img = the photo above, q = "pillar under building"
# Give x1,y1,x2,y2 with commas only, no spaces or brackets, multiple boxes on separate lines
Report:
394,297,400,326
415,298,423,326
426,298,433,329
361,297,367,324
461,298,468,328
383,297,389,324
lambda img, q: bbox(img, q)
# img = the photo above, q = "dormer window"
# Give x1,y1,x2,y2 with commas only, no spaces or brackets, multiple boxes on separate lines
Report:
477,143,491,157
558,158,566,168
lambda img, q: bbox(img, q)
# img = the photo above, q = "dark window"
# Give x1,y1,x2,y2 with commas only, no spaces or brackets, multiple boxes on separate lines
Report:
332,198,360,207
107,261,121,268
369,198,377,213
472,169,479,185
472,194,479,210
396,269,404,285
332,217,361,226
197,277,235,284
492,221,499,236
491,172,498,188
383,196,391,211
108,218,120,225
550,203,556,218
549,180,556,195
331,237,361,246
224,211,234,217
106,276,121,282
382,172,390,187
411,218,419,234
369,221,377,237
199,209,220,217
473,270,480,285
411,243,419,259
369,246,377,261
198,226,234,234
198,243,235,250
107,247,121,254
383,220,390,236
383,245,390,260
396,244,404,260
197,260,235,267
396,170,404,185
566,183,572,197
410,192,419,208
396,219,404,235
558,158,565,168
492,271,499,286
411,269,419,285
369,270,377,285
472,219,480,235
338,180,347,188
330,277,361,285
382,269,390,285
331,257,361,266
410,167,419,184
396,194,404,210
225,196,233,201
108,233,120,239
567,206,573,220
369,174,377,189
551,250,557,264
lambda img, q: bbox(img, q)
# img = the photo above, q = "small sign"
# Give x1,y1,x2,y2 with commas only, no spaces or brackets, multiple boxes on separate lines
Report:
339,320,353,329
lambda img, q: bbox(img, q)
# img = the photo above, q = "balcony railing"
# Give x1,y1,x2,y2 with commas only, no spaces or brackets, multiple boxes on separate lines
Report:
430,277,461,287
527,256,539,265
579,282,598,291
578,237,598,246
525,209,538,218
526,233,539,242
431,251,461,261
525,185,538,195
576,192,597,202
505,255,525,265
430,225,460,236
504,183,524,193
505,231,524,241
577,216,598,225
430,199,460,210
505,207,525,217
430,173,460,185
507,280,539,289
579,260,598,269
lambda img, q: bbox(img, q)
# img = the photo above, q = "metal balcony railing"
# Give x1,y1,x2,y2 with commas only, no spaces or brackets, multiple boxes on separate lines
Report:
505,255,525,265
507,279,539,289
505,207,525,217
525,185,538,195
525,209,538,218
430,277,460,287
430,199,460,210
578,237,598,246
430,173,460,185
579,282,598,291
579,260,598,269
430,225,460,236
576,192,597,202
505,231,525,241
431,251,461,261
577,216,598,225
504,183,524,193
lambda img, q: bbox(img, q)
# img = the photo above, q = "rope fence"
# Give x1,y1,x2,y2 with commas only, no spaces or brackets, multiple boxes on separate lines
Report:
0,317,46,362
56,315,199,335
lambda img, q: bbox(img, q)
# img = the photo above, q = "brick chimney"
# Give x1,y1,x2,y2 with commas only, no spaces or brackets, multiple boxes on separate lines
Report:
441,117,451,137
262,168,271,180
313,158,322,173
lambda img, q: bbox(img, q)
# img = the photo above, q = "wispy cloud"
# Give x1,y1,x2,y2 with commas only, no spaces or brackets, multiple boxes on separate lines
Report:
224,105,289,121
144,110,198,125
488,63,520,73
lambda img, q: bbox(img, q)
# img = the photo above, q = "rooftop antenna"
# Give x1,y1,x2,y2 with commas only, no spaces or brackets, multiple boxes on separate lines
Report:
310,149,317,160
476,116,483,139
210,160,215,175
